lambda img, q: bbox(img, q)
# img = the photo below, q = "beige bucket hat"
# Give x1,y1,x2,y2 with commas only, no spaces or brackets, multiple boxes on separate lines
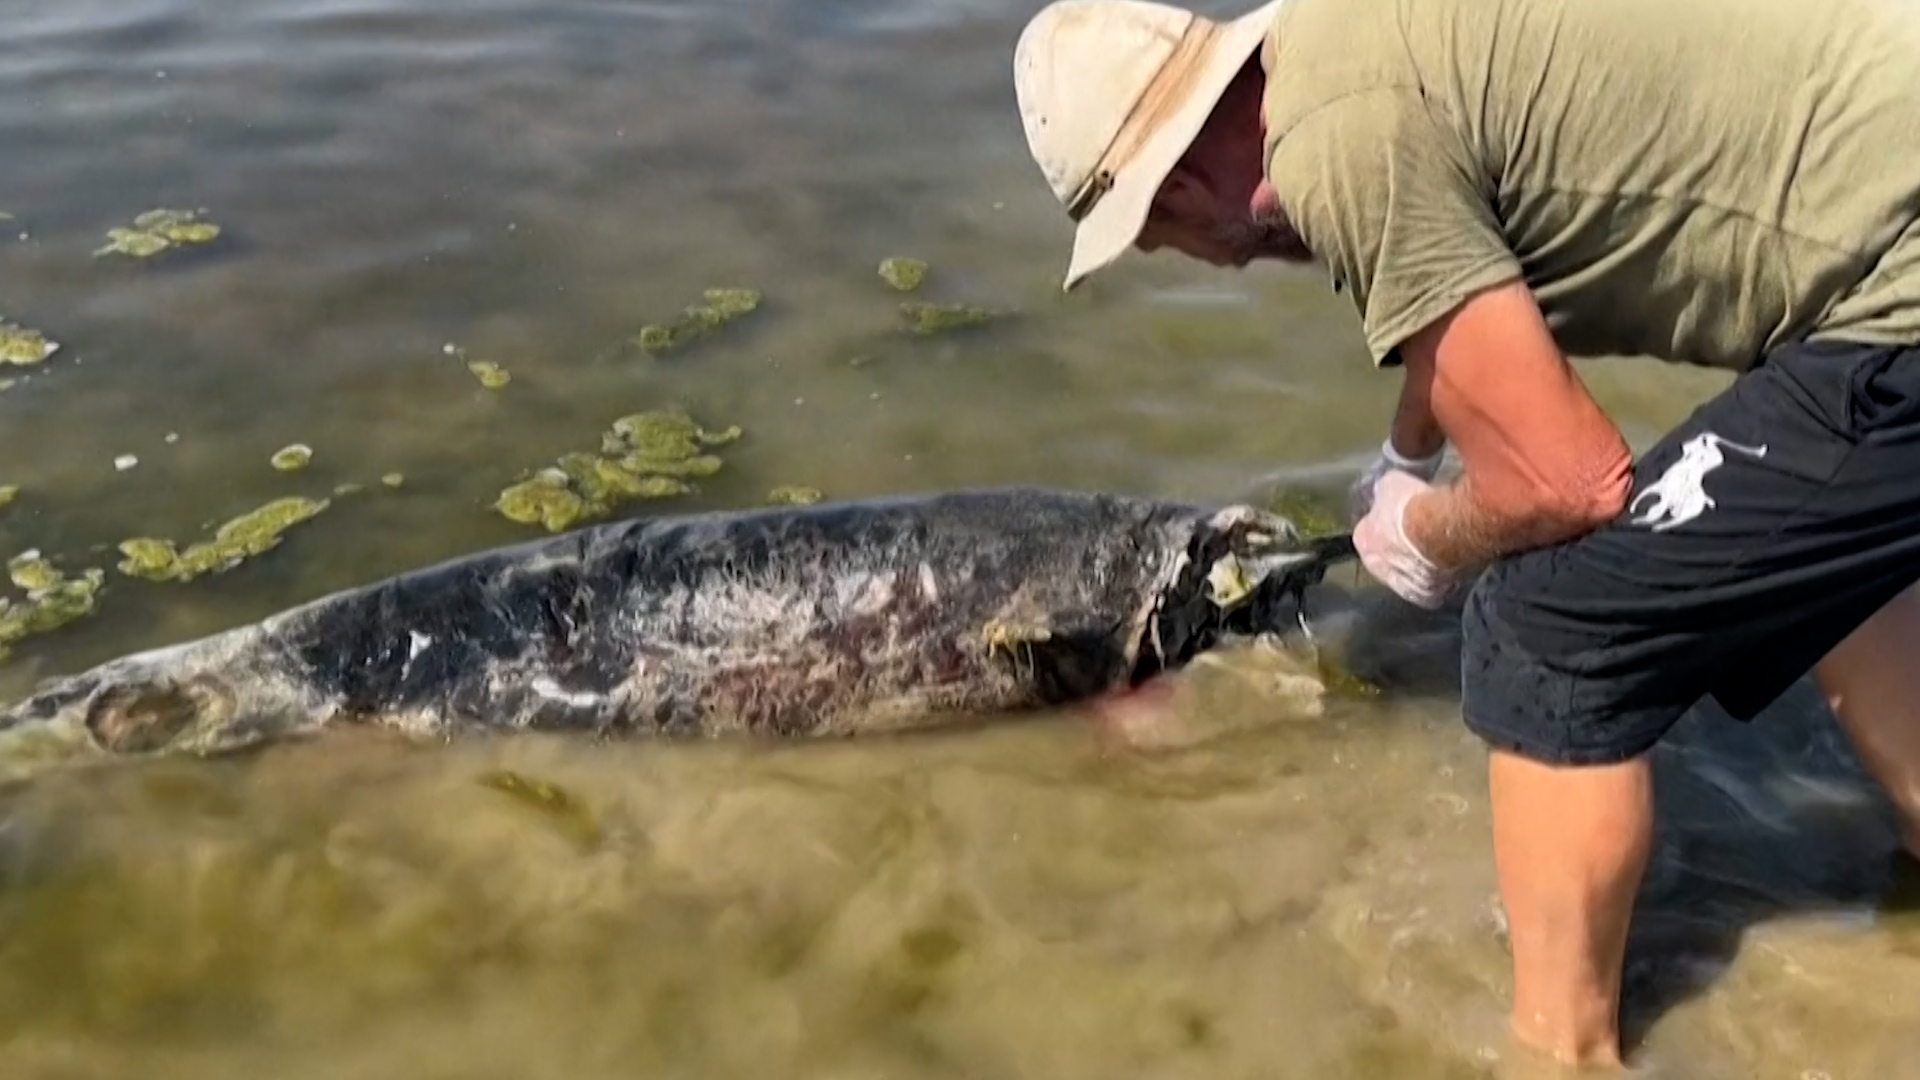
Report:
1014,0,1286,290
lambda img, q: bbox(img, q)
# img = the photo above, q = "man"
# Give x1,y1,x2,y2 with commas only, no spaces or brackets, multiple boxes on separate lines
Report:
1012,0,1920,1067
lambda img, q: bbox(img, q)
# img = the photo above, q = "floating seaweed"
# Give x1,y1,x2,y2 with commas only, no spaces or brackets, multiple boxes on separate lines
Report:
7,551,60,593
467,360,510,389
495,471,592,533
1261,488,1344,539
0,552,104,664
632,287,763,356
269,444,313,472
878,256,928,293
898,301,996,336
0,318,58,366
443,343,511,389
602,408,740,473
477,768,603,850
767,485,823,506
115,496,331,583
93,208,222,259
495,408,741,532
1316,655,1383,699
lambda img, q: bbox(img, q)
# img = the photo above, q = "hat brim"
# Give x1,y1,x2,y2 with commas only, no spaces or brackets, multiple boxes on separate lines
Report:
1062,1,1284,291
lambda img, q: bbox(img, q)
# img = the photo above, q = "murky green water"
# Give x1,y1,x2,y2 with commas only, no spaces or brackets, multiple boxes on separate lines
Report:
1,0,1917,1076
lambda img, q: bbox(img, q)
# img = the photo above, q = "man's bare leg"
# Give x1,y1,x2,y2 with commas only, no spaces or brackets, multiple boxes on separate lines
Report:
1489,749,1655,1068
1811,581,1920,857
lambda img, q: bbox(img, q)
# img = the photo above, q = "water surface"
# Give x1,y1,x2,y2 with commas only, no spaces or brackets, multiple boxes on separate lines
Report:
1,0,1916,1077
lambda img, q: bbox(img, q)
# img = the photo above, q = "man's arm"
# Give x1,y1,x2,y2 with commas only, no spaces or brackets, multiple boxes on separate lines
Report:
1386,352,1447,461
1395,278,1635,570
1389,278,1653,1068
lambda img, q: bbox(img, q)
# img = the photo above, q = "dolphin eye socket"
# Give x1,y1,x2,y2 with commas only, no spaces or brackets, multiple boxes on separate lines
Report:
84,675,233,754
87,684,198,753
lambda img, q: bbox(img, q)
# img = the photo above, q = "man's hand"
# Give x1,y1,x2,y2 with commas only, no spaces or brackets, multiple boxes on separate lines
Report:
1393,279,1634,570
1352,469,1454,608
1346,437,1446,523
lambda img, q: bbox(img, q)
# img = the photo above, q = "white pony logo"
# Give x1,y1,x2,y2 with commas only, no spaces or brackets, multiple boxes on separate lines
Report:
1628,432,1769,532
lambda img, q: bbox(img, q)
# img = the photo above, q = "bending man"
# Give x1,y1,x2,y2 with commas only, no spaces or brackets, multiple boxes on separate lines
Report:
1012,0,1920,1066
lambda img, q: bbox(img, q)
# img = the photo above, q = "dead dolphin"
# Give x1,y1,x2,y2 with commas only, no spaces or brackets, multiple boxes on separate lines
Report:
0,486,1354,767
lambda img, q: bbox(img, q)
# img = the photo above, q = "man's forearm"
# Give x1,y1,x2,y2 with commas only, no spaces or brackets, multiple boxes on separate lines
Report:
1401,472,1613,572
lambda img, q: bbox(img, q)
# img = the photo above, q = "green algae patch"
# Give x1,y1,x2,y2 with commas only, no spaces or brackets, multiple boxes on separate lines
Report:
442,344,512,390
477,769,603,850
93,208,222,259
270,444,313,472
0,553,104,664
1262,488,1344,539
1316,654,1383,699
632,287,763,357
467,360,510,389
496,471,593,533
0,318,58,366
555,453,690,503
604,408,739,475
7,551,61,593
497,408,742,533
878,257,928,293
115,496,331,583
768,485,823,506
898,301,996,336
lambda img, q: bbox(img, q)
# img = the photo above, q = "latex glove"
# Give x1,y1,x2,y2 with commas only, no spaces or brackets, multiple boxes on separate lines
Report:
1353,469,1453,610
1347,438,1446,525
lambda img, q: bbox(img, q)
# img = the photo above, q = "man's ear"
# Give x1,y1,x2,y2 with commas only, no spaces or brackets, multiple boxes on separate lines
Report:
1155,167,1200,209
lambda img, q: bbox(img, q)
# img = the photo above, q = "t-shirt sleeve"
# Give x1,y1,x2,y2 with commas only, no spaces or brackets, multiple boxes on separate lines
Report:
1266,88,1523,364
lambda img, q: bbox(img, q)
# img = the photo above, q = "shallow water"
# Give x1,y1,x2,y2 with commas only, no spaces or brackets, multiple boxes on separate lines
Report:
0,0,1916,1076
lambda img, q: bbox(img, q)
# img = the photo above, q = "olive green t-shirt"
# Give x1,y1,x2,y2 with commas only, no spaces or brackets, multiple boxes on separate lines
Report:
1260,0,1920,371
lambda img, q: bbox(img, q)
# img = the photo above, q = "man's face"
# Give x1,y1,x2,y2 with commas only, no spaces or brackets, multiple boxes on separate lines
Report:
1134,171,1314,267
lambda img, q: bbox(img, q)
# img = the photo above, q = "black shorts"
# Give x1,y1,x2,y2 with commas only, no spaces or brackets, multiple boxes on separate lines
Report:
1461,338,1920,766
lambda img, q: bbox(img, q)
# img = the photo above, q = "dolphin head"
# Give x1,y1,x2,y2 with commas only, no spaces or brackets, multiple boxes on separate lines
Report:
1128,504,1353,684
0,632,319,781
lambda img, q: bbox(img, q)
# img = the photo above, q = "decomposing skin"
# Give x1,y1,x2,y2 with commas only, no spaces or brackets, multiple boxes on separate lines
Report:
633,287,763,356
0,485,17,511
878,257,928,293
0,553,103,664
0,318,58,366
93,208,222,259
116,496,330,583
381,473,406,489
0,487,1355,768
495,408,740,532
